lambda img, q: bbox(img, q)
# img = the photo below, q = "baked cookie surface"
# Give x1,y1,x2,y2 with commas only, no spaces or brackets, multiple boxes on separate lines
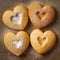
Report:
4,31,29,56
30,29,56,54
29,3,55,29
2,5,28,30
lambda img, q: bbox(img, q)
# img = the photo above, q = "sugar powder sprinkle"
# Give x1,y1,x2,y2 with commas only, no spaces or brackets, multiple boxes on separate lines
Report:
13,39,24,49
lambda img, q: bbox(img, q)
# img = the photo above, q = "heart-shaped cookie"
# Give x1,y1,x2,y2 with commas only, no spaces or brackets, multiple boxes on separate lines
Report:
4,31,29,56
29,3,55,29
30,29,56,54
2,5,28,30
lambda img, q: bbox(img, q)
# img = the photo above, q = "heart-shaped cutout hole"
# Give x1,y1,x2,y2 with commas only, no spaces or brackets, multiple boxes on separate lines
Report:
12,39,24,49
11,13,22,25
37,36,47,46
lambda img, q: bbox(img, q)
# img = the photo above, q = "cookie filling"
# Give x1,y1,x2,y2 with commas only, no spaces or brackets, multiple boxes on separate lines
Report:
11,13,22,25
13,39,24,49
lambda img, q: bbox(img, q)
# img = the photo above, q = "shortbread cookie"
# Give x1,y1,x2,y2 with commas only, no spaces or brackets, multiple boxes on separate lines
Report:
4,31,29,56
30,29,56,54
2,5,28,30
29,3,55,29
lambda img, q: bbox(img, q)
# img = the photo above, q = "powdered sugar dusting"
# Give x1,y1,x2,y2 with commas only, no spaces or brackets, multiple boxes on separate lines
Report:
13,39,24,49
12,13,22,25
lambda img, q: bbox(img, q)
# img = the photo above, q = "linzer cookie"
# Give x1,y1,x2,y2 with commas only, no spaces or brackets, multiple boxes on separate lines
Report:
4,31,29,56
2,5,28,30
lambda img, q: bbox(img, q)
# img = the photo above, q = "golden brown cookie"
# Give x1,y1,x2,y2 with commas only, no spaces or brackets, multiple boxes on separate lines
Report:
4,31,29,56
30,29,56,54
2,5,28,30
29,3,55,29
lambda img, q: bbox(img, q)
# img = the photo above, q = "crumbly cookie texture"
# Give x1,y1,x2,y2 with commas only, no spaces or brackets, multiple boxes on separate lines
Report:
30,29,56,54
